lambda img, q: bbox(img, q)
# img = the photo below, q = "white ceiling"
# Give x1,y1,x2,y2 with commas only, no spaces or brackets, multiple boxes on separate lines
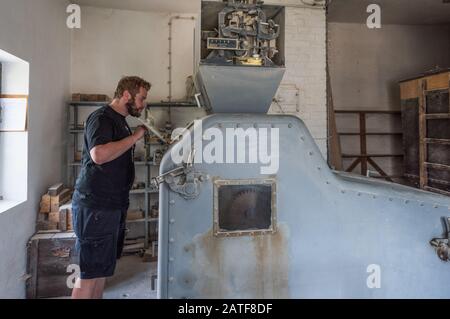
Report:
328,0,450,25
73,0,200,13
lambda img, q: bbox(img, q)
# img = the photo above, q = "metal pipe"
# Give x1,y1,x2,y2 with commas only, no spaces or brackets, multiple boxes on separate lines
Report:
168,15,197,121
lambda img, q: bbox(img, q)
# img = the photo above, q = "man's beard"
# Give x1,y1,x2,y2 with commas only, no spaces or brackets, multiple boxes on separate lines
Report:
126,96,142,117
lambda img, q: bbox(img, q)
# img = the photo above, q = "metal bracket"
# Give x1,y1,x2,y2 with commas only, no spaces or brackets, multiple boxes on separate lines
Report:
430,217,450,261
151,150,209,200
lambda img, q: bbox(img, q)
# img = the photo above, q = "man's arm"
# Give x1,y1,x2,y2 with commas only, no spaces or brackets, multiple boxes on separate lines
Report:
90,126,147,165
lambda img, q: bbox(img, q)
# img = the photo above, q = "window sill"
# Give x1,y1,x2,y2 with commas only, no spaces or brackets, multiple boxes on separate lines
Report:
0,200,26,214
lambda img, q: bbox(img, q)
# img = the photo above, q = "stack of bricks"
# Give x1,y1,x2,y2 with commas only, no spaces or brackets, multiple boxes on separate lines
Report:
38,183,73,232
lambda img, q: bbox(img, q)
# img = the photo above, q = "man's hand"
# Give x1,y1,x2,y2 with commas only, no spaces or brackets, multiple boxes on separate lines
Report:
133,126,148,142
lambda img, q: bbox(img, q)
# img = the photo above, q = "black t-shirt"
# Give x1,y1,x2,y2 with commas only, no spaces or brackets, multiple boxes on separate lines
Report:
74,105,135,209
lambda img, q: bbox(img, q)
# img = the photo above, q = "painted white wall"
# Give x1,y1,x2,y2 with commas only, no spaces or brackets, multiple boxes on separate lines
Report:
0,0,71,298
328,23,450,176
71,7,198,102
1,61,30,94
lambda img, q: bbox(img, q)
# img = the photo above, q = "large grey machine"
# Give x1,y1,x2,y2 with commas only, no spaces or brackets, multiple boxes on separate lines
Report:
156,0,450,298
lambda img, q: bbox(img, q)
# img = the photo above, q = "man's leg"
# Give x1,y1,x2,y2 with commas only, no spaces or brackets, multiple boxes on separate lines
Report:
72,278,100,299
93,278,106,299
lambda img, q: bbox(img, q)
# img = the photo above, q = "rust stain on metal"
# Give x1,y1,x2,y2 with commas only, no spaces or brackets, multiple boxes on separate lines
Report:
189,224,290,298
252,227,290,298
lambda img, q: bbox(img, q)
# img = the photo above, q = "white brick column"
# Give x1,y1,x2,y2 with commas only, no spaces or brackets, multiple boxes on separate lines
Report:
269,4,328,159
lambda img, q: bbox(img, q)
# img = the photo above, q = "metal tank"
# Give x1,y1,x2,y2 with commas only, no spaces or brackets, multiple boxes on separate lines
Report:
156,0,450,299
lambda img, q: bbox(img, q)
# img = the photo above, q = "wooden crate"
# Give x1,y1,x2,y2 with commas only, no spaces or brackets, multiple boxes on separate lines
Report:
26,232,78,299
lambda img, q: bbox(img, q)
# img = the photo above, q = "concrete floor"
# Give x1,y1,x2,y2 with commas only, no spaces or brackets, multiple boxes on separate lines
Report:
103,255,157,299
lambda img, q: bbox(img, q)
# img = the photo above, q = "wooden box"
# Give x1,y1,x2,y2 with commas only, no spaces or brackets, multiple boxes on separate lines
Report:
26,232,78,299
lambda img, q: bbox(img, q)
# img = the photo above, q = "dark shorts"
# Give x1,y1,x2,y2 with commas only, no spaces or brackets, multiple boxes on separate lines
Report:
72,200,127,280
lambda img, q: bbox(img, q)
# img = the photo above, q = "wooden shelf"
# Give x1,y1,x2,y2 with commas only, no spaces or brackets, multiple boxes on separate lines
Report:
68,101,107,107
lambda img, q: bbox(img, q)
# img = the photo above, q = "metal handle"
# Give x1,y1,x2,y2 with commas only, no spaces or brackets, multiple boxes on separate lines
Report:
194,93,203,108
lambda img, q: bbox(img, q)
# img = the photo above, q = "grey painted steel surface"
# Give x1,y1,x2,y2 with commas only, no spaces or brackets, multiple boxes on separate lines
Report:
196,64,285,113
158,114,450,299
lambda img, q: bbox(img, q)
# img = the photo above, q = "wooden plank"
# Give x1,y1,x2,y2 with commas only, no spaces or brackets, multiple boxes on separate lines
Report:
59,210,67,231
424,186,450,197
424,162,450,172
342,154,404,158
367,157,393,182
50,189,71,212
345,158,361,173
339,132,402,136
426,113,450,120
424,138,450,145
39,194,51,214
48,183,64,196
26,240,39,299
327,67,343,171
425,72,450,91
67,211,73,231
419,79,428,189
48,212,60,225
359,113,367,175
335,110,401,114
400,80,419,99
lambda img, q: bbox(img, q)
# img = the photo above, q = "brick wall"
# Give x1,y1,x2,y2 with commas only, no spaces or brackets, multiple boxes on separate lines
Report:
268,2,328,159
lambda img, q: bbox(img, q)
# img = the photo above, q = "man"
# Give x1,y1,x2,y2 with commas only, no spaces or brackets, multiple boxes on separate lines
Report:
71,76,151,299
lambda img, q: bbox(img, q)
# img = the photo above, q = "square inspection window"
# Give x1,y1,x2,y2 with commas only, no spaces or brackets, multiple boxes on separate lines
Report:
213,179,277,237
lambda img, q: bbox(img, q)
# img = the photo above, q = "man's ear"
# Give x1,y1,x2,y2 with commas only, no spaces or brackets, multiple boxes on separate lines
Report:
123,90,131,100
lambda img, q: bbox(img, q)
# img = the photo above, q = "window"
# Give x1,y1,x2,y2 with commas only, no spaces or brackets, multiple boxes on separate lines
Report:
213,178,277,237
0,49,29,212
